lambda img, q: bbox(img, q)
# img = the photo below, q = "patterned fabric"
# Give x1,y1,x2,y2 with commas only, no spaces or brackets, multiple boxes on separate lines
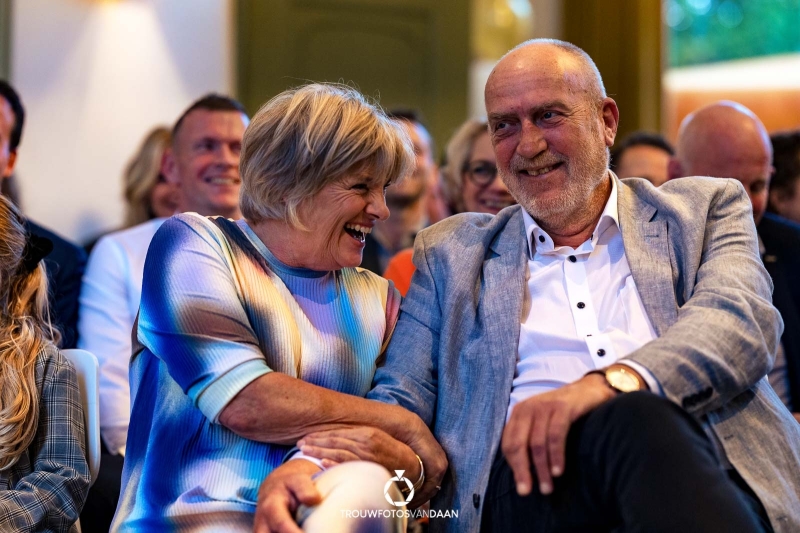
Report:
0,344,90,532
112,213,398,532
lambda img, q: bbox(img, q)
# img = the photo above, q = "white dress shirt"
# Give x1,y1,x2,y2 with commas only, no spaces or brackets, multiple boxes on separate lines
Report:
78,218,166,455
508,177,659,419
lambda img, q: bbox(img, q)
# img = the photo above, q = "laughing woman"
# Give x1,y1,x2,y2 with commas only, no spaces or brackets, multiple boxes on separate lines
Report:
0,196,90,531
112,84,446,532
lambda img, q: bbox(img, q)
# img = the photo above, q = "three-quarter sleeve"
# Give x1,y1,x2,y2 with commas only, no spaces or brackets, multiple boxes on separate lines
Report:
137,215,272,423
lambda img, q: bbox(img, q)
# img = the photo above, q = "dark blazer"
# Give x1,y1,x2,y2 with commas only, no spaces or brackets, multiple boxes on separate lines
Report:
759,212,800,411
26,220,87,349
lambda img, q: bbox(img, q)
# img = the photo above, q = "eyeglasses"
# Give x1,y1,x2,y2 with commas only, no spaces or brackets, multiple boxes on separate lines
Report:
464,161,499,187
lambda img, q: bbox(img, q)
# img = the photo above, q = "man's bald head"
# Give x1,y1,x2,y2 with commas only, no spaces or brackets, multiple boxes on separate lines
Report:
487,39,606,106
671,101,773,223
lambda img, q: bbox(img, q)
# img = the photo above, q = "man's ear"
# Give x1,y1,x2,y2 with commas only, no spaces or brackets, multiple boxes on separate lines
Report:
2,150,17,179
667,158,683,181
161,147,179,185
600,98,620,148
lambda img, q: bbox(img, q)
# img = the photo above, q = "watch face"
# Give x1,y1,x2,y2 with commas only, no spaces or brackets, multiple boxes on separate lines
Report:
606,370,640,392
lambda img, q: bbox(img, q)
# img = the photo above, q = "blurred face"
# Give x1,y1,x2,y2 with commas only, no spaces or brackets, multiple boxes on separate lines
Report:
294,170,390,270
164,109,248,218
687,149,771,224
386,121,433,202
0,96,18,180
770,182,800,224
615,145,671,186
460,131,515,214
486,49,617,227
148,175,179,218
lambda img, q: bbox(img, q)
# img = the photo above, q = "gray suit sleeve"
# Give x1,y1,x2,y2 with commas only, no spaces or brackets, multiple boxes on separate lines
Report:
368,232,439,426
626,179,782,416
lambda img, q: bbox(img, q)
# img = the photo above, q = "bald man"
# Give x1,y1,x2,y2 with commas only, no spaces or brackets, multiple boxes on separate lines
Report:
257,41,800,533
671,101,800,421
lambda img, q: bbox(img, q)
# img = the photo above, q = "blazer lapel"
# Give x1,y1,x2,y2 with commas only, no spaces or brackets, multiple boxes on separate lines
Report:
617,181,679,336
482,208,528,381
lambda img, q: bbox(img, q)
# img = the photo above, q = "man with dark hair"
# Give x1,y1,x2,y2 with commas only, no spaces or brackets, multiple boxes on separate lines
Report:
78,93,249,530
0,80,86,349
671,101,800,422
769,130,800,224
610,130,674,186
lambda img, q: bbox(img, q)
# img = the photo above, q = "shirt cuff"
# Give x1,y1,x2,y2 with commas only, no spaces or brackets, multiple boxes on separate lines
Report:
283,447,325,470
192,359,272,423
618,360,663,395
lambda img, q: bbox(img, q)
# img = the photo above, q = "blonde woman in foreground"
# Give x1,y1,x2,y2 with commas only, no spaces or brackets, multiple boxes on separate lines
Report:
0,195,89,531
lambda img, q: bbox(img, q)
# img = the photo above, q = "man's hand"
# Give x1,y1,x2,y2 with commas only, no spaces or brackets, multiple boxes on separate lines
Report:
502,373,617,497
299,425,447,506
254,459,322,533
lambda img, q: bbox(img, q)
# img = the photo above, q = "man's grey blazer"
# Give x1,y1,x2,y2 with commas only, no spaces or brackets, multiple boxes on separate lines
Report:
369,175,800,533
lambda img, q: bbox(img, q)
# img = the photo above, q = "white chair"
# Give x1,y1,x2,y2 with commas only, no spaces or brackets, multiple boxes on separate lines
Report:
61,349,101,488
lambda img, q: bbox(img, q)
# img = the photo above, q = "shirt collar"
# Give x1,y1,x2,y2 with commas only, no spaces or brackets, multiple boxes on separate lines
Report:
522,171,620,259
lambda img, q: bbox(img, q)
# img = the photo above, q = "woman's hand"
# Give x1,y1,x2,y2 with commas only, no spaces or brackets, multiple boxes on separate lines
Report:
254,459,322,533
299,424,447,506
299,427,416,473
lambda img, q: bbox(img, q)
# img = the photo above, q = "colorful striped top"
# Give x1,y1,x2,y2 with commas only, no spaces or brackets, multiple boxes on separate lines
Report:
112,213,398,532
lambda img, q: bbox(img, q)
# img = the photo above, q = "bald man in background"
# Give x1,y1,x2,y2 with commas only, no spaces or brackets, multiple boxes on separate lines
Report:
670,101,800,421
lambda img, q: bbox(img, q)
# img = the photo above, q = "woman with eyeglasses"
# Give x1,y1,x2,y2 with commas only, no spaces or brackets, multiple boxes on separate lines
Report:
383,119,515,295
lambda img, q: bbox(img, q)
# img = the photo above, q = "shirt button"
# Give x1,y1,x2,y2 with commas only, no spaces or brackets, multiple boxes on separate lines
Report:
577,302,585,309
568,255,576,263
597,349,606,357
538,235,545,243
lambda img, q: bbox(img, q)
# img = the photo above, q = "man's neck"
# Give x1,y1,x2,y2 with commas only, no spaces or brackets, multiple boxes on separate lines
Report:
536,177,612,248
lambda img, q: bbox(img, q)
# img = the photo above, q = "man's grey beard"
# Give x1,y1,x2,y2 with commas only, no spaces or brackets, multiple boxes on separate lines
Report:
500,146,610,230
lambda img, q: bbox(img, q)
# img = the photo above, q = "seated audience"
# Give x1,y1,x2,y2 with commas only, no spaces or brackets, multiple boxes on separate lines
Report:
361,110,439,274
84,126,176,253
260,39,800,533
0,195,90,531
384,118,515,295
78,95,249,531
121,126,177,227
609,130,673,186
112,84,446,532
0,80,86,349
769,130,800,224
671,101,800,421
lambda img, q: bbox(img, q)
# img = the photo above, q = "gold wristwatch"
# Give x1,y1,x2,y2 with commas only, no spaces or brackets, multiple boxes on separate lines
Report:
589,364,645,393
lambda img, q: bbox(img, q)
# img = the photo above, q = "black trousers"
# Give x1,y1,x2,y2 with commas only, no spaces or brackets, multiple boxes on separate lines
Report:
481,392,772,533
80,441,124,533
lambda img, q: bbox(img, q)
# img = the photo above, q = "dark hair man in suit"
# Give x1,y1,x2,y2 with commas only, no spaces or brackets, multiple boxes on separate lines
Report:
0,80,86,348
769,130,800,224
670,101,800,423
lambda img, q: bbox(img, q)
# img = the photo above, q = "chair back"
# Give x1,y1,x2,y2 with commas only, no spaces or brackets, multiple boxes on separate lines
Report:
61,349,101,487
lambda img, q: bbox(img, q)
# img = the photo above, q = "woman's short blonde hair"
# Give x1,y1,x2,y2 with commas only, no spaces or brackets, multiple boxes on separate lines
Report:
239,83,415,228
442,119,489,214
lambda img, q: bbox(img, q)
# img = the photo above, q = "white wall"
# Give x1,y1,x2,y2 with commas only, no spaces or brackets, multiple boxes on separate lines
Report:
11,0,234,244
